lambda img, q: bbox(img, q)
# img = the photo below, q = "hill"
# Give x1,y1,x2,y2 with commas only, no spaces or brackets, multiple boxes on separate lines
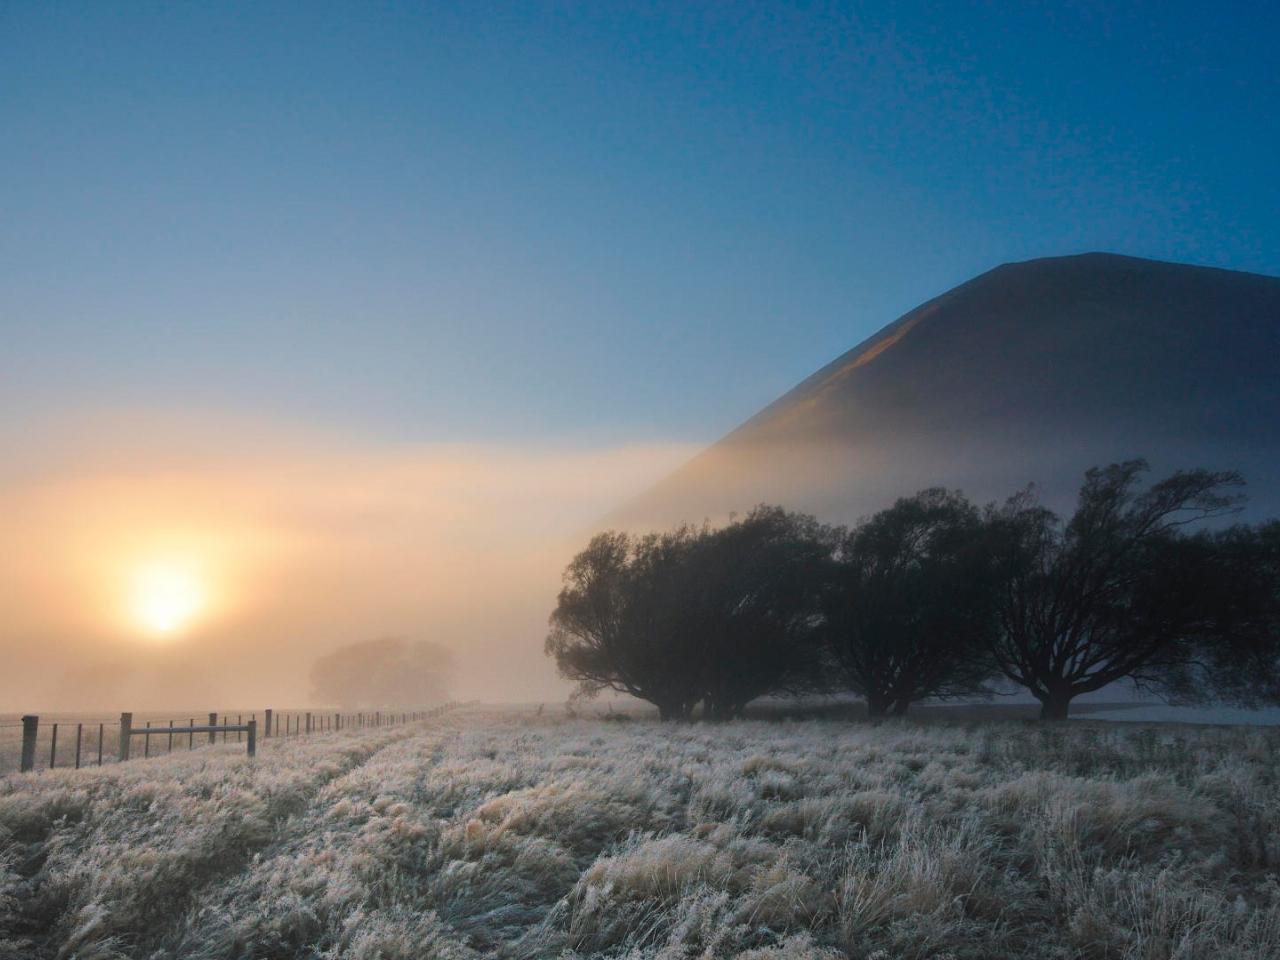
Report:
622,253,1280,526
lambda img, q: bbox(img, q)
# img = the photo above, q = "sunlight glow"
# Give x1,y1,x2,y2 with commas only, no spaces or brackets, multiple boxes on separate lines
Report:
130,561,206,636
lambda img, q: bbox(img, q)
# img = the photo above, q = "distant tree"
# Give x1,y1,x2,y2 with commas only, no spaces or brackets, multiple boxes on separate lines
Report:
820,488,999,717
987,460,1247,720
689,506,834,720
310,637,454,708
546,528,707,720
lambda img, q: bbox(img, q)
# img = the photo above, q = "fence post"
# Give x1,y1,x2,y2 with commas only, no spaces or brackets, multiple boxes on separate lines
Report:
305,712,312,735
208,712,217,745
118,713,133,762
376,711,381,727
20,715,38,773
246,719,257,758
75,723,83,769
264,709,272,739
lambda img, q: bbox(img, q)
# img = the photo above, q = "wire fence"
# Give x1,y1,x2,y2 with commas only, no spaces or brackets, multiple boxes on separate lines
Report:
0,704,461,776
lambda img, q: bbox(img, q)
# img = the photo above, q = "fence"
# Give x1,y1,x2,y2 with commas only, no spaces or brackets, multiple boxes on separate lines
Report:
5,703,460,775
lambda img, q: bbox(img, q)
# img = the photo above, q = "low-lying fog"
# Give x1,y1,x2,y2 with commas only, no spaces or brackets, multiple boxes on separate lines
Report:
0,416,698,710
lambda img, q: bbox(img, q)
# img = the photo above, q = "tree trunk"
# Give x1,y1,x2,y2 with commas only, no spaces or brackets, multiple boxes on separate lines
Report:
891,698,911,716
866,694,891,718
707,700,738,722
660,701,691,721
1039,688,1073,721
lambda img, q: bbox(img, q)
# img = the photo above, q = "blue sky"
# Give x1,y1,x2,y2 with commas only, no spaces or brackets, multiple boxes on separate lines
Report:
3,1,1277,445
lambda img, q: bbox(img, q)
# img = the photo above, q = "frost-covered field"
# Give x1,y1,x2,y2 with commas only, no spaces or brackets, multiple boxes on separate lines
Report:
2,709,1279,959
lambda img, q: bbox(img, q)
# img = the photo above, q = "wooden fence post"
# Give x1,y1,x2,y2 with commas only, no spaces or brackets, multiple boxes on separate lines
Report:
246,719,257,758
264,708,272,739
305,712,312,734
75,723,83,769
118,712,133,762
20,715,38,773
50,723,58,768
208,712,217,745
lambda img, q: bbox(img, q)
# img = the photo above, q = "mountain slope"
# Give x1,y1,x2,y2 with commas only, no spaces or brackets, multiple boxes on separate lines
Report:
622,253,1280,526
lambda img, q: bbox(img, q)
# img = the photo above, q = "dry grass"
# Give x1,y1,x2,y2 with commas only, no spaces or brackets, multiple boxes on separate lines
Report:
1,709,1278,958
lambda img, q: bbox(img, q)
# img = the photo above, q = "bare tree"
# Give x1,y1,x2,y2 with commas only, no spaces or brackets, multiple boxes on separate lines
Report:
988,460,1245,720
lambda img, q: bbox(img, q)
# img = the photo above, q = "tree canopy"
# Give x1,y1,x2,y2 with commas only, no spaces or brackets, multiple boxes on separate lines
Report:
545,460,1280,722
547,508,831,719
986,460,1250,719
821,488,999,716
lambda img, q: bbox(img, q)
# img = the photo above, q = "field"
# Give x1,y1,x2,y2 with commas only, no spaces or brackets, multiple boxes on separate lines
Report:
1,708,1278,959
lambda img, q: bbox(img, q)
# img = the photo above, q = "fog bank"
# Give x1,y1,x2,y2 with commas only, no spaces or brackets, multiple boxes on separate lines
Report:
0,418,698,711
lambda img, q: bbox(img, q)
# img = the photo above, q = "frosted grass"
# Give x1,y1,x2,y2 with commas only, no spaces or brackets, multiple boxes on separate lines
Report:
2,709,1278,958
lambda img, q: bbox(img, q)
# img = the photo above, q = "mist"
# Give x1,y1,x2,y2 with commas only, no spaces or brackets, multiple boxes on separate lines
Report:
0,417,699,711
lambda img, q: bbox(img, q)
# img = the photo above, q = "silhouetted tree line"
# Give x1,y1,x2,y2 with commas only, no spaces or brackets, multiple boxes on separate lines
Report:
546,461,1280,720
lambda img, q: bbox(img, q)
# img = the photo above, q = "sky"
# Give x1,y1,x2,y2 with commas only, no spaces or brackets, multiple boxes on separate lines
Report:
2,2,1278,706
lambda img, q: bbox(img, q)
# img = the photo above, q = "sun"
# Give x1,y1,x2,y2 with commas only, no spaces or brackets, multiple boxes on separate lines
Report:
129,561,206,636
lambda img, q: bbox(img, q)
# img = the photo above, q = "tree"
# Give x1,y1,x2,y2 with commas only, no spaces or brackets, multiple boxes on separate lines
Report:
546,508,833,721
1150,521,1280,707
546,528,707,720
310,637,454,707
988,460,1246,720
820,488,999,717
689,506,834,720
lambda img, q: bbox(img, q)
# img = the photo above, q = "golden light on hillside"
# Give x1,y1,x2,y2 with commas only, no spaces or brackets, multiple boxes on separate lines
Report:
128,560,208,637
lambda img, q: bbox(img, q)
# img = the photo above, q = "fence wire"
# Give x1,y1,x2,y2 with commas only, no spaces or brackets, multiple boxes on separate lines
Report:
1,704,461,776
